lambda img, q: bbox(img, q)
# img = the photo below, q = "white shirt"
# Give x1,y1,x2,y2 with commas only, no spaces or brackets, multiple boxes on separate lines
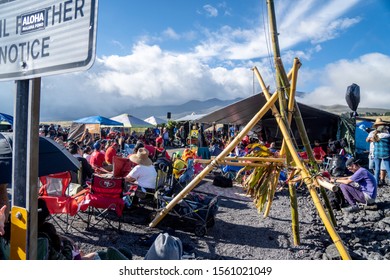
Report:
127,164,157,190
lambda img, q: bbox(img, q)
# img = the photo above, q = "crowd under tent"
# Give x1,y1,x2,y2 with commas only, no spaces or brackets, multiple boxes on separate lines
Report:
68,115,123,142
197,93,340,149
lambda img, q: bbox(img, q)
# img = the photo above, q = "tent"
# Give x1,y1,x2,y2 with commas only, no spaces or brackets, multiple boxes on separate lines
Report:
110,114,155,128
175,113,206,122
0,113,13,131
73,115,123,126
197,93,340,147
144,116,166,126
70,115,123,140
0,113,13,125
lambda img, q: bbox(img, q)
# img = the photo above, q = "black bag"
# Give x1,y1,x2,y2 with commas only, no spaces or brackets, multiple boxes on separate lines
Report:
213,175,233,188
330,155,346,177
153,148,167,162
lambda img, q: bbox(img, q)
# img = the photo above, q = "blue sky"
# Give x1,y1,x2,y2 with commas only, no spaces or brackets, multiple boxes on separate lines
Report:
1,0,390,121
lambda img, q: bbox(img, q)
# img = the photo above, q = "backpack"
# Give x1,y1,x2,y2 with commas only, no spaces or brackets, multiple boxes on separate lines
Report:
153,148,167,162
154,157,172,175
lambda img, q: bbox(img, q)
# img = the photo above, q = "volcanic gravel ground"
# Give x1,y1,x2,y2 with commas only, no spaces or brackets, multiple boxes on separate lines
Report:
63,177,390,260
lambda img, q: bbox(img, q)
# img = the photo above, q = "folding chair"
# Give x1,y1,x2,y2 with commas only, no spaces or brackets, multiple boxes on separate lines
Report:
39,171,90,234
85,174,125,231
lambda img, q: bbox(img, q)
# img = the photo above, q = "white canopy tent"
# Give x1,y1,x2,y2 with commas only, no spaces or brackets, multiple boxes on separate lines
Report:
144,116,166,126
110,114,155,129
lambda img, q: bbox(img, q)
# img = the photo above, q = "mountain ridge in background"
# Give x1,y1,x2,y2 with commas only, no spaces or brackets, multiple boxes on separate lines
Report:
130,98,390,121
44,98,390,124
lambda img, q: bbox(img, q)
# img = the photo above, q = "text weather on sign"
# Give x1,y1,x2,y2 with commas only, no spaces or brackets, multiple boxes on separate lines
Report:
0,0,98,81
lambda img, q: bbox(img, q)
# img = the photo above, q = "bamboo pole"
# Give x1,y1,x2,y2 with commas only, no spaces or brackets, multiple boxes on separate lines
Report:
194,157,286,163
253,66,351,260
275,59,337,226
288,180,300,245
275,58,301,244
149,91,280,228
263,168,281,218
280,58,300,155
216,157,321,164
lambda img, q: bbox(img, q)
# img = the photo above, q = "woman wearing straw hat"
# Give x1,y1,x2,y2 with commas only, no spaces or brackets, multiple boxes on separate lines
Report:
371,118,390,186
125,148,157,191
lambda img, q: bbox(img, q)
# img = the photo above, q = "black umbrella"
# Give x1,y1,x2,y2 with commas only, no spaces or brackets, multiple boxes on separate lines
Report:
345,83,360,117
0,132,81,184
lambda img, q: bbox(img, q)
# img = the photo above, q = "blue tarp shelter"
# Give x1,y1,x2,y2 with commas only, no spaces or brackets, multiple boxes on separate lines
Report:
355,120,373,154
0,113,13,125
73,115,123,126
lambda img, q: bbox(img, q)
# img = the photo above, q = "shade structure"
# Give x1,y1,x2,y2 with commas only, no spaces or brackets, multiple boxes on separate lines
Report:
197,93,340,146
73,115,123,126
175,113,206,122
0,132,81,184
0,113,13,125
144,116,166,126
110,114,155,128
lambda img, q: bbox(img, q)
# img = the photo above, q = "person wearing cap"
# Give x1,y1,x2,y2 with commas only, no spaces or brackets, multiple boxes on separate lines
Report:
125,148,157,191
154,135,170,161
332,157,377,213
90,141,111,173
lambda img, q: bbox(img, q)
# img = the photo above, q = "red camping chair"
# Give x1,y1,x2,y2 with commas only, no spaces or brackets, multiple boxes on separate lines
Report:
85,173,125,231
39,171,90,234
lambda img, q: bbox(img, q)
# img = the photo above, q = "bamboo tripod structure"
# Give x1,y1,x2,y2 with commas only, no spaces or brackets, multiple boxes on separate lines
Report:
149,65,350,259
150,0,351,260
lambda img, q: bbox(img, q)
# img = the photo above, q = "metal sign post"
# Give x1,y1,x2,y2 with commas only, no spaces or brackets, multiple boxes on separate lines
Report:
10,78,40,260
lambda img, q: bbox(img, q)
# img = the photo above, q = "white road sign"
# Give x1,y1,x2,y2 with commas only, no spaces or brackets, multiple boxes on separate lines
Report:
0,0,98,81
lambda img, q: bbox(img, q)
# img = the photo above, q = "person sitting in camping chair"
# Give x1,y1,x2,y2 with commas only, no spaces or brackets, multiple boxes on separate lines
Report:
90,141,112,173
125,148,157,198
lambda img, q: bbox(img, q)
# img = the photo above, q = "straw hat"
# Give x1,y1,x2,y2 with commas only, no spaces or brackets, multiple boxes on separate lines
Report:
129,148,153,166
373,118,387,127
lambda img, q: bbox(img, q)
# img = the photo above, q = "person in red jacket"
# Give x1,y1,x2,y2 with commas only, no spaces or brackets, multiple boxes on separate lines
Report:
313,140,326,161
90,141,111,173
105,140,119,165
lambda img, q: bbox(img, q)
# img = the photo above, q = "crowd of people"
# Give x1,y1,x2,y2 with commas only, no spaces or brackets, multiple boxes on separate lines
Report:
1,117,389,259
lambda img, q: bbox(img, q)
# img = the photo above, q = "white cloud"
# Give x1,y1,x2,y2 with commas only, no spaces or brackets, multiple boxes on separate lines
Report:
162,27,180,40
277,0,362,48
297,53,390,109
203,5,218,17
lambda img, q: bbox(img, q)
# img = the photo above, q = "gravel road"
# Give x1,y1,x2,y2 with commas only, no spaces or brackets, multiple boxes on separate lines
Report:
67,173,390,260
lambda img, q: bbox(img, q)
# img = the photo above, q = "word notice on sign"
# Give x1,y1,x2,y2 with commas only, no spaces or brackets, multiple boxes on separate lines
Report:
0,0,98,81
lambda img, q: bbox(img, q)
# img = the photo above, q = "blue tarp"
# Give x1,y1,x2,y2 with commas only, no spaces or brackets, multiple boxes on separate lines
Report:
73,115,123,126
0,113,13,125
355,120,373,154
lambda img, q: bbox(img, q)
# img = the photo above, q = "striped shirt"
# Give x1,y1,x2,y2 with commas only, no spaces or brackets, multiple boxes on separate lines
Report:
374,135,390,159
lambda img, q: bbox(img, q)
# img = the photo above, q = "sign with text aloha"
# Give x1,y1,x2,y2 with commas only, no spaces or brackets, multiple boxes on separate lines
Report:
0,0,98,81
